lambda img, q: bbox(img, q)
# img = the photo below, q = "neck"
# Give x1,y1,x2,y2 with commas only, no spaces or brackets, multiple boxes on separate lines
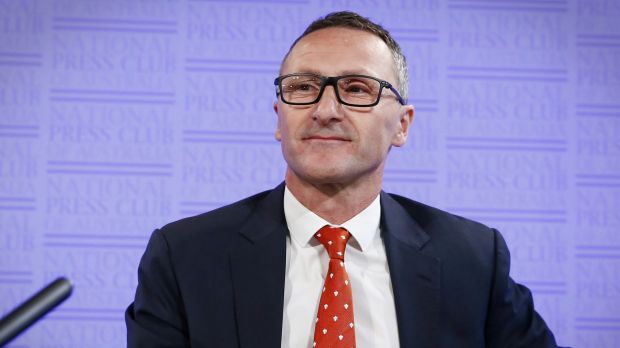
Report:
285,169,382,225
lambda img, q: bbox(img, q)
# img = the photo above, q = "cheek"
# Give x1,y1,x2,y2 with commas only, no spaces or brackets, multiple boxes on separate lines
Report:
365,117,400,152
278,108,308,138
278,116,293,138
378,117,398,141
279,118,303,150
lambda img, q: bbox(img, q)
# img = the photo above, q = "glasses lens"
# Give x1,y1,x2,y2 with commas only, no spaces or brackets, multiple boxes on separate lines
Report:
337,76,381,106
280,75,322,104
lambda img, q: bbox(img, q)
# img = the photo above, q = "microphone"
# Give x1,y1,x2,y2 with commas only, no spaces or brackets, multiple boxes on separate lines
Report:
0,277,73,346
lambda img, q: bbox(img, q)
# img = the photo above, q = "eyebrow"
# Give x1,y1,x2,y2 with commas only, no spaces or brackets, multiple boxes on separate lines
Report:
290,68,376,77
340,69,376,76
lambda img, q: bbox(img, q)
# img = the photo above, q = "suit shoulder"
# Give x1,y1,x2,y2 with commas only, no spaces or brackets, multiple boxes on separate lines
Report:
157,189,273,244
387,192,494,237
385,192,499,281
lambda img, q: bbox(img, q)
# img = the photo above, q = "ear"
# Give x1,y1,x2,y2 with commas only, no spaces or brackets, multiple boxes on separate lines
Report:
274,101,282,141
391,105,414,147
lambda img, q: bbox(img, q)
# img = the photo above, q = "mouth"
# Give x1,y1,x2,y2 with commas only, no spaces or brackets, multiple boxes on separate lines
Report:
303,135,351,143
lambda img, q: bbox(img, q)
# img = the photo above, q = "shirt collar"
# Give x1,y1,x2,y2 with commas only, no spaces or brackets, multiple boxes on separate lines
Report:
283,186,381,252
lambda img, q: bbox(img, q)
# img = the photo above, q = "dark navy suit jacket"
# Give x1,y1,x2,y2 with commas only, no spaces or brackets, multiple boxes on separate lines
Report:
126,183,559,347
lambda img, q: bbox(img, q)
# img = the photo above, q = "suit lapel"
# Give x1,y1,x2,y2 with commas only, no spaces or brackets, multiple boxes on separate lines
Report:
381,192,441,348
229,184,288,348
227,186,442,347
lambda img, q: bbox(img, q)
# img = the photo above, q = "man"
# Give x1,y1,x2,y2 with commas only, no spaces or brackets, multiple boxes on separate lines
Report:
126,11,560,348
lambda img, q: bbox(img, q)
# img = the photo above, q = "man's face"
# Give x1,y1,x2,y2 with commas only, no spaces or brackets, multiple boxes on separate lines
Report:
274,27,414,187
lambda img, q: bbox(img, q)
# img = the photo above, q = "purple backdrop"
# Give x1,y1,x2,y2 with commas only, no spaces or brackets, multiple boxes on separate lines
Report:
1,0,619,347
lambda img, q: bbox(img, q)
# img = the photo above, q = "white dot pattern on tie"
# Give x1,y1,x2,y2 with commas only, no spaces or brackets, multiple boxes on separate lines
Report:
313,225,356,347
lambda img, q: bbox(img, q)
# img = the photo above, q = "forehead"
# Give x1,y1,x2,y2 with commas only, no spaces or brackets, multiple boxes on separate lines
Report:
282,27,395,80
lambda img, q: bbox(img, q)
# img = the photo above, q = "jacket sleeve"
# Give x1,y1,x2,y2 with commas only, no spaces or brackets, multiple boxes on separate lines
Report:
125,229,190,347
485,228,560,348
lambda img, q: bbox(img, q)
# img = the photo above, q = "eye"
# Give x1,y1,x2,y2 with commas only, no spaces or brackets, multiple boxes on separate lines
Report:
284,77,321,93
296,83,315,91
345,84,370,93
341,78,373,95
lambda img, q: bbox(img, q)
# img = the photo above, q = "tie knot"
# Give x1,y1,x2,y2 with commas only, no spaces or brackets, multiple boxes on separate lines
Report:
315,225,350,260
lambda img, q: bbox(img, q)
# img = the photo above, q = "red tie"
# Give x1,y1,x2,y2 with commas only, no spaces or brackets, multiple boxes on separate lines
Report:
313,225,356,348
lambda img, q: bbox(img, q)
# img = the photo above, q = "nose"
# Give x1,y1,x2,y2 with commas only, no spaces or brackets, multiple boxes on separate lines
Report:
313,85,343,124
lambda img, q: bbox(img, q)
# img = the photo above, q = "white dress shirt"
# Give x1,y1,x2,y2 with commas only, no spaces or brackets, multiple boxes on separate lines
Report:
280,186,401,348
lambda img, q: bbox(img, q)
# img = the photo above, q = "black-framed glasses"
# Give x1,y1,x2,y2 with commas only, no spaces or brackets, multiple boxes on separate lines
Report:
274,73,406,107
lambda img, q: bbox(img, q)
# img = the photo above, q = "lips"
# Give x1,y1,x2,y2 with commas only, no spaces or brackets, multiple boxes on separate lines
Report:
303,135,351,144
305,135,349,141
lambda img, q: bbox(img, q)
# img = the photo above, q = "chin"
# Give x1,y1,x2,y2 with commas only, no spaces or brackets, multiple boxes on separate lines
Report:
300,167,361,186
